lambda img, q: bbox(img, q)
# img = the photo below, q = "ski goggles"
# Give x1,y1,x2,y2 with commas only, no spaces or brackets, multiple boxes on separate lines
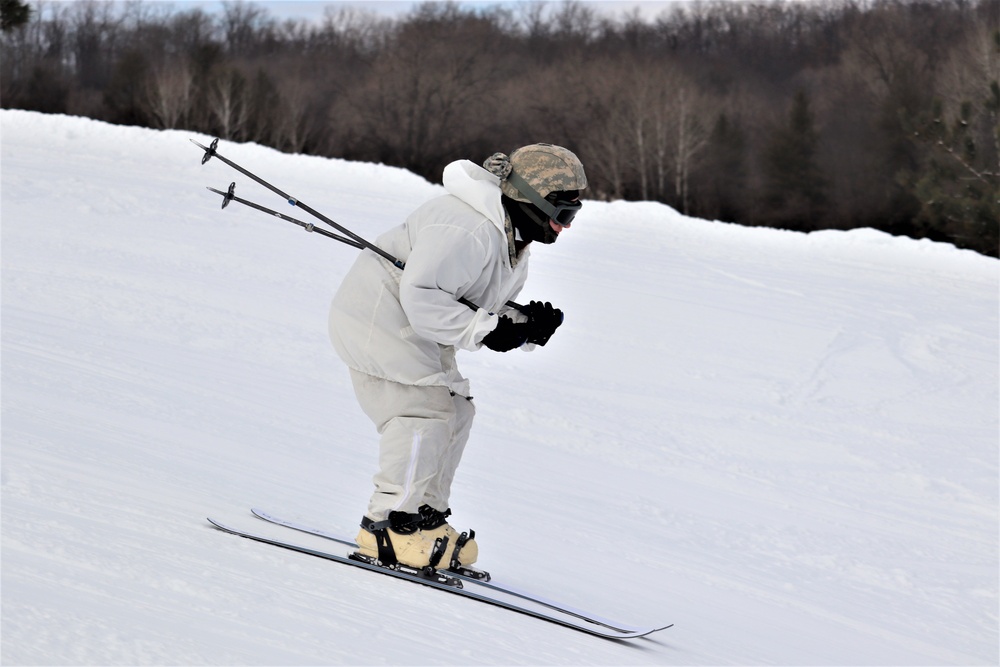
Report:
506,171,582,226
544,192,583,226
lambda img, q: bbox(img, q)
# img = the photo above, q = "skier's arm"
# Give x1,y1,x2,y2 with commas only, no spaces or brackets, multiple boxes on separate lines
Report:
398,225,496,351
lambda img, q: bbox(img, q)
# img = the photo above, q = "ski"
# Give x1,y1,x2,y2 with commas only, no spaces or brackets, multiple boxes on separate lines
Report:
207,517,667,640
249,508,671,637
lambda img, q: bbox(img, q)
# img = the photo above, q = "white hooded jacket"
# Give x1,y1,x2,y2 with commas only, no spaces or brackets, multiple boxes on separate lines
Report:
328,159,532,396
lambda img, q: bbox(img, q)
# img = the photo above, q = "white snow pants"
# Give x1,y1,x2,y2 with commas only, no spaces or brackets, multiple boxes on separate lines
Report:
349,369,476,521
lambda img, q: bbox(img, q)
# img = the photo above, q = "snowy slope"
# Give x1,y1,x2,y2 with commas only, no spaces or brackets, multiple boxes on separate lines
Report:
2,109,997,665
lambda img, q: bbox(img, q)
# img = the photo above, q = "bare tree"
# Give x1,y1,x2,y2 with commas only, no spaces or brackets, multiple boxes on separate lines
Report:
937,20,1000,176
206,66,249,140
575,58,641,200
219,0,271,57
272,75,318,153
667,86,710,214
4,0,997,254
337,7,508,175
143,58,193,129
69,0,122,90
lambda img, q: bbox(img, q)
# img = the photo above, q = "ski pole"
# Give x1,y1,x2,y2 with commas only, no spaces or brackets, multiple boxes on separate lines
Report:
204,180,491,314
192,138,407,270
194,140,525,314
208,182,364,249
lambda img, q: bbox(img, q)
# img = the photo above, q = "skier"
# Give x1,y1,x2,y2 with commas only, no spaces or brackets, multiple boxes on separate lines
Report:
328,144,587,570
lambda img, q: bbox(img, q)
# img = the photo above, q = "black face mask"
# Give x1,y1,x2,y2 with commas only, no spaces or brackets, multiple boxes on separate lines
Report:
503,195,560,244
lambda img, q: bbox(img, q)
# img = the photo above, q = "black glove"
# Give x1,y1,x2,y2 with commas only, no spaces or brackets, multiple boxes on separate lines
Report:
481,315,528,352
523,301,564,346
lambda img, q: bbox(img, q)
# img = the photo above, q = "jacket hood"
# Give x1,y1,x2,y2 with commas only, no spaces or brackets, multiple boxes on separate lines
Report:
442,160,506,234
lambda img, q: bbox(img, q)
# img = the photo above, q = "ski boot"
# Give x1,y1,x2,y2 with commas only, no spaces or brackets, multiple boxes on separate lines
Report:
417,505,483,577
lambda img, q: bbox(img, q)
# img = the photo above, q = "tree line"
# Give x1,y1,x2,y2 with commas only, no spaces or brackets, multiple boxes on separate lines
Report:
2,0,997,257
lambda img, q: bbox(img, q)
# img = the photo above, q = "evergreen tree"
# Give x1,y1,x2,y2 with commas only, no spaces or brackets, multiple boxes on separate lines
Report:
762,90,828,231
104,49,151,126
911,90,1000,257
699,113,748,222
1,0,30,32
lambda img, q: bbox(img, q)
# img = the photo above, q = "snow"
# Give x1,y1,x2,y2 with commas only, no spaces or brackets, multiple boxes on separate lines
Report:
2,108,997,665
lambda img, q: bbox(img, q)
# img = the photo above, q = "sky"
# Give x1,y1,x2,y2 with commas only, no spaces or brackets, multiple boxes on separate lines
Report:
148,0,692,22
274,0,687,18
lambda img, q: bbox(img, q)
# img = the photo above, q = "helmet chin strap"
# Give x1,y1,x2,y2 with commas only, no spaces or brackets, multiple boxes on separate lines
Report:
506,170,561,222
509,198,559,244
525,205,560,244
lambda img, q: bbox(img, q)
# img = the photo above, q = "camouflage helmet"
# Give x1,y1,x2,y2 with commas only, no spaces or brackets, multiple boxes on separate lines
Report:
498,143,587,202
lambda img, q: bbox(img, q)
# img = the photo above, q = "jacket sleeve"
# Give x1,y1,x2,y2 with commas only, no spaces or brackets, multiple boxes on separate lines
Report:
496,270,537,351
398,222,498,351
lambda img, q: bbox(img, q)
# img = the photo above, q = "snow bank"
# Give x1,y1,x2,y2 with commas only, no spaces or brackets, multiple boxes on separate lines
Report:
2,110,997,665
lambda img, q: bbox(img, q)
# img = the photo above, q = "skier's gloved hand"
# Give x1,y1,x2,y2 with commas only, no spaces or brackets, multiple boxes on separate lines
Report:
523,300,564,346
481,315,528,352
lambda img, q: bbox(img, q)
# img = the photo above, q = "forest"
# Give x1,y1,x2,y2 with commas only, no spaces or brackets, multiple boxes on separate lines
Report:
2,0,998,257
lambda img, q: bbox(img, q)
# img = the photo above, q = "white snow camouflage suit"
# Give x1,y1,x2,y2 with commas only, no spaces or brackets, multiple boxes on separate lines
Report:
328,158,533,521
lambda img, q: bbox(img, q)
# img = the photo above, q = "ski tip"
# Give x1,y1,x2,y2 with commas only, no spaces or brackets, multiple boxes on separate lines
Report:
621,623,673,640
207,517,233,532
250,508,277,523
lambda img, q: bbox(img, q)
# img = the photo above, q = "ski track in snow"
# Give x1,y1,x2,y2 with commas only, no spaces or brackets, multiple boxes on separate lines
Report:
2,109,997,665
